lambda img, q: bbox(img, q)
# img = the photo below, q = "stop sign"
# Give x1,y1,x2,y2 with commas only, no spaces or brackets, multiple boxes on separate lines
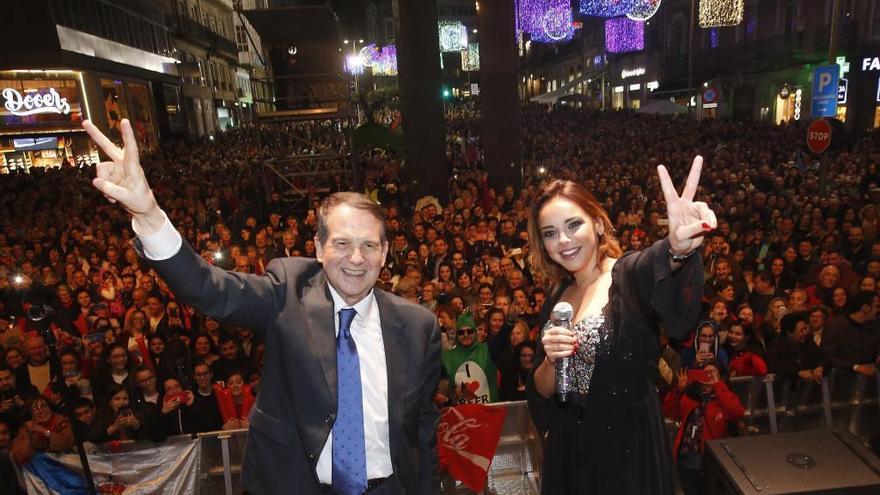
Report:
807,118,832,154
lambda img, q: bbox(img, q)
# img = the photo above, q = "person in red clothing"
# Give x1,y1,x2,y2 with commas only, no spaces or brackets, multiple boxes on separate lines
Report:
214,370,255,430
664,361,745,495
724,322,768,378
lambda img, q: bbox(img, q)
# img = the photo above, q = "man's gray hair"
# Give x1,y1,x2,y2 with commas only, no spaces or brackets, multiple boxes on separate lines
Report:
316,192,387,244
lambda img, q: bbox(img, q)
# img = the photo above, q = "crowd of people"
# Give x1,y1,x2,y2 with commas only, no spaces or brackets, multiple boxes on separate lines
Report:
1,103,880,494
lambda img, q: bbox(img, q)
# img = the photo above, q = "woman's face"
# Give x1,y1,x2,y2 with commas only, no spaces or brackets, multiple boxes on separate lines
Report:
771,300,787,317
418,244,430,258
195,337,210,355
31,399,52,424
478,286,493,303
720,285,735,301
737,307,754,324
711,302,728,321
458,272,471,287
5,349,24,369
149,338,164,355
833,288,848,307
110,390,129,412
227,374,244,396
697,325,715,344
727,325,745,347
109,347,128,371
511,325,527,347
60,354,78,374
476,325,487,343
860,277,876,293
771,259,784,276
519,346,536,370
205,318,220,331
439,266,451,280
538,197,600,276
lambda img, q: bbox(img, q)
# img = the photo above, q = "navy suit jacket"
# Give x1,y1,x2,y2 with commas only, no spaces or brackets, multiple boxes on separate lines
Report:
147,241,441,494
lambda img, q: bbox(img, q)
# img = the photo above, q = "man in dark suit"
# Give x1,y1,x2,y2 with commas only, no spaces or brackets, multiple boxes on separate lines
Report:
84,119,441,495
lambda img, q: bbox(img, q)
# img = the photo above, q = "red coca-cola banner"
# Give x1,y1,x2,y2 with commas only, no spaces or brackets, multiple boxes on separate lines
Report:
437,403,508,492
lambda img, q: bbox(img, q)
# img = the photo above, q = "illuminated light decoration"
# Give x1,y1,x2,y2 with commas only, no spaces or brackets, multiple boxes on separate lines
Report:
439,21,468,52
794,88,802,120
372,45,398,76
709,28,719,48
541,4,574,42
517,0,576,44
359,44,379,67
626,0,662,21
580,0,637,18
605,17,644,53
698,0,744,28
461,43,480,71
344,54,363,75
2,87,71,116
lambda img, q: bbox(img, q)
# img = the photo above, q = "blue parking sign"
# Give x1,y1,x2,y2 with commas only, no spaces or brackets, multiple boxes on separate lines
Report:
812,64,839,117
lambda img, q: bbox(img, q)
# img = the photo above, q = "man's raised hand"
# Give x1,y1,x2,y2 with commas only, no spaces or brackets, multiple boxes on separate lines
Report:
83,119,164,233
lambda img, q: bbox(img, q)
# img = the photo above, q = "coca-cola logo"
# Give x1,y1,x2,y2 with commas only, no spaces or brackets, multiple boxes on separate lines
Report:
437,407,491,470
3,87,71,116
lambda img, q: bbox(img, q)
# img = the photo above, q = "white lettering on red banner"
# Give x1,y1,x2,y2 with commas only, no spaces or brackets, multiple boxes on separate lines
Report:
3,87,71,116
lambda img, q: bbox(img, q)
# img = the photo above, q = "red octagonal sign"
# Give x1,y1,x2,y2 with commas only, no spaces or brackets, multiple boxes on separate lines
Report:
807,119,832,154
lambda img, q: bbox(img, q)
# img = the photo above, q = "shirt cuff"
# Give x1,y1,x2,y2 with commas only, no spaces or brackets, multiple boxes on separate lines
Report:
132,210,183,261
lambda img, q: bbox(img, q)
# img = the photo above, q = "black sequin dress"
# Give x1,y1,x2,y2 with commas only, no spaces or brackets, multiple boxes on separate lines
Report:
527,239,703,494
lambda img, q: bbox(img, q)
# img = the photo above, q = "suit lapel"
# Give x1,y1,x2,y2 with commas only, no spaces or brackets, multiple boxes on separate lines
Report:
374,290,408,457
303,271,337,404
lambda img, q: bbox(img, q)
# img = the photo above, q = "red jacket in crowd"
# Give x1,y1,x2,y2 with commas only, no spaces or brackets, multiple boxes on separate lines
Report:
663,380,745,459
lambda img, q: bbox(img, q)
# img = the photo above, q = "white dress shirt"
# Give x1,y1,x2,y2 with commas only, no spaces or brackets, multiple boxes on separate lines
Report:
318,285,392,483
133,213,393,483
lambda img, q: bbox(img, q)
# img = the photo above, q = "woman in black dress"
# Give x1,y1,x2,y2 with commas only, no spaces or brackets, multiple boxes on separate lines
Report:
526,157,714,494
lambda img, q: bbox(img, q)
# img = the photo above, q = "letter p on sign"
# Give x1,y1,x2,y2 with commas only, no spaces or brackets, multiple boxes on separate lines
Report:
818,72,833,93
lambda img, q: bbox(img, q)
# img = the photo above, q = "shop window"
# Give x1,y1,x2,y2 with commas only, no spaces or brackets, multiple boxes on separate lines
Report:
873,107,880,128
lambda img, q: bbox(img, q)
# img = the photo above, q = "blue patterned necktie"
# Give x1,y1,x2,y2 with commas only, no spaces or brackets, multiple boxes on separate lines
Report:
332,308,367,495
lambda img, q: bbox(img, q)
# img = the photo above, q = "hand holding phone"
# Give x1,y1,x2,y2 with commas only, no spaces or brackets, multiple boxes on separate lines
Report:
687,369,713,384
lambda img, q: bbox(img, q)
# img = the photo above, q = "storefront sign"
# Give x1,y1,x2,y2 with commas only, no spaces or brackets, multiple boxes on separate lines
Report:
2,87,71,116
621,67,645,79
838,79,848,105
862,57,880,71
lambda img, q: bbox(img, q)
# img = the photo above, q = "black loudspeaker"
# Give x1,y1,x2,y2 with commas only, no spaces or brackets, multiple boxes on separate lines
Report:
704,429,880,495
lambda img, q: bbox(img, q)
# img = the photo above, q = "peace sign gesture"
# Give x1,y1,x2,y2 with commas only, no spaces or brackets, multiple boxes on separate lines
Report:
657,156,717,255
83,119,164,233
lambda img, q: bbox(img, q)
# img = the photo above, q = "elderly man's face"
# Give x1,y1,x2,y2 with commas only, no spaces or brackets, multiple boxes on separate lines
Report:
315,205,388,306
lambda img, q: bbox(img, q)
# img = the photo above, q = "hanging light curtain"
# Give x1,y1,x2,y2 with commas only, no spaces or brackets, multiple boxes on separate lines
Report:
605,17,644,53
580,0,638,18
698,0,744,28
626,0,662,21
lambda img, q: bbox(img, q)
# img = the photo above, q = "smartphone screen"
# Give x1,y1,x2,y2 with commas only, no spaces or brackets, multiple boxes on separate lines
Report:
698,343,710,353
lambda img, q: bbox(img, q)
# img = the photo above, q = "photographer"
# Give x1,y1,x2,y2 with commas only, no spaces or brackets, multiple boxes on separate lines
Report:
158,377,195,436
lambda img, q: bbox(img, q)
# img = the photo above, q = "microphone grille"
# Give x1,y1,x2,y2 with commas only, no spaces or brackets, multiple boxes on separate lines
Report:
551,301,574,321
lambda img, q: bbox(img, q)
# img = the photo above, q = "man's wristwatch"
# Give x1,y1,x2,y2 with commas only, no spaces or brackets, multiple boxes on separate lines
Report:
669,248,697,263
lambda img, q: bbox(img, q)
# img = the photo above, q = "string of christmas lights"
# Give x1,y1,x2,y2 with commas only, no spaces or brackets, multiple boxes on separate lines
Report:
605,17,644,53
580,0,637,18
698,0,744,28
626,0,662,21
439,21,468,52
461,42,480,71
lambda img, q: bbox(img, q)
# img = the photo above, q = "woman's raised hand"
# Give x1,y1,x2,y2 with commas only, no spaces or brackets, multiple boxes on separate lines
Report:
657,156,717,255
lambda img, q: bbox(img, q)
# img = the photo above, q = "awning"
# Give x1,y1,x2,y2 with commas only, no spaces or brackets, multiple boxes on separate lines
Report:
530,67,606,105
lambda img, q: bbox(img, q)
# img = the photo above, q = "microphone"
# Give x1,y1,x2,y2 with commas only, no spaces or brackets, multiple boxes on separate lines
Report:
551,302,574,403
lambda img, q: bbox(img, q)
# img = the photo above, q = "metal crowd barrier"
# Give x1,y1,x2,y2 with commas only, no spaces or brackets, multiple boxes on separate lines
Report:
724,369,880,438
198,401,541,495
